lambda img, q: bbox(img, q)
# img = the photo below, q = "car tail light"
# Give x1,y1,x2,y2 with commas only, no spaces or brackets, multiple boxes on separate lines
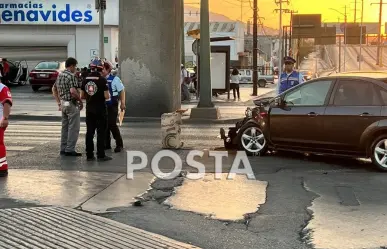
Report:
51,71,59,78
29,70,35,78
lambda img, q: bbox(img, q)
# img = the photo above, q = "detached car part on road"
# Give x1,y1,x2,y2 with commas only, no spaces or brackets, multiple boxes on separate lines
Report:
220,71,387,171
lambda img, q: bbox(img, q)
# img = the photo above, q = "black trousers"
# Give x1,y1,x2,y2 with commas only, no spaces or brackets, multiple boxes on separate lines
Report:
230,83,240,99
86,111,107,158
106,104,123,148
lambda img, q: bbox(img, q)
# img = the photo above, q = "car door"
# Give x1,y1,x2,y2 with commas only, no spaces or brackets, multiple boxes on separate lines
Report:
322,79,382,151
269,79,335,148
7,61,19,82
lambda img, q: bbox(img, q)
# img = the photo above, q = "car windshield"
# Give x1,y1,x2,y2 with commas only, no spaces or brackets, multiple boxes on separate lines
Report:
35,62,59,70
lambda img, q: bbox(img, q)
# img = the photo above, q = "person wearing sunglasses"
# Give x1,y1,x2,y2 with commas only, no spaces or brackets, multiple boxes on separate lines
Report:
277,56,304,94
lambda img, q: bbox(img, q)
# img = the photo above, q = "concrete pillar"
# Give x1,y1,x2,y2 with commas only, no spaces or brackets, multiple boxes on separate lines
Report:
119,0,182,117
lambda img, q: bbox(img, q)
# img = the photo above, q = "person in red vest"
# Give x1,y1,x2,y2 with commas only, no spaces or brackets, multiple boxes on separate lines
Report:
0,79,12,177
1,58,9,84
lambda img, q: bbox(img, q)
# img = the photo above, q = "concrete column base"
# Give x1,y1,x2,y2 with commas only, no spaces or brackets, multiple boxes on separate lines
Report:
190,107,221,120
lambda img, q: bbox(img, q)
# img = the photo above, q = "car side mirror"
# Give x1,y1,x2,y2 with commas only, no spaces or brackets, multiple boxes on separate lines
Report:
274,97,282,106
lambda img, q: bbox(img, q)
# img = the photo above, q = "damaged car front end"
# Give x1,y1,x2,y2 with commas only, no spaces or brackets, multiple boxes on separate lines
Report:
220,90,276,155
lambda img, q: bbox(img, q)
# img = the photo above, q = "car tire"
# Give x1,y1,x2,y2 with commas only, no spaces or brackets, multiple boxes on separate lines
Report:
32,86,40,92
370,135,387,171
258,80,266,88
237,123,268,156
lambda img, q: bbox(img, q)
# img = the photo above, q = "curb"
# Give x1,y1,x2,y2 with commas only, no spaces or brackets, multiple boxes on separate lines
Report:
10,114,240,125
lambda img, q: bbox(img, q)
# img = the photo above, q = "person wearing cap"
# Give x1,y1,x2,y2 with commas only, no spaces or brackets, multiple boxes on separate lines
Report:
102,61,125,153
277,56,304,94
80,58,112,162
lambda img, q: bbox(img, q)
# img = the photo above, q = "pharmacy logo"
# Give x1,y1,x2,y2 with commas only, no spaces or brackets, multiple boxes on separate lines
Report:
0,2,93,23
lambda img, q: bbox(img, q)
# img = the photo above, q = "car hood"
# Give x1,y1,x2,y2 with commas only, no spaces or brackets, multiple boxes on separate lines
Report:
252,90,277,106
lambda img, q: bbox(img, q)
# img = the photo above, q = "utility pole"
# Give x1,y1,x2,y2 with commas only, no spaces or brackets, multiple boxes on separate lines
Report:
96,0,106,59
274,1,289,82
284,26,288,56
371,0,386,66
344,5,347,72
181,0,185,65
287,10,298,51
359,0,364,70
252,0,258,96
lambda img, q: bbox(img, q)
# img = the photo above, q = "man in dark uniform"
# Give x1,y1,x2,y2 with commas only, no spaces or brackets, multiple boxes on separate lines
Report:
80,58,112,161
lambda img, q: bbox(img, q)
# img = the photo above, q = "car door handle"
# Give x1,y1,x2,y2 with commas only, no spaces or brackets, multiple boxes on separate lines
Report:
307,112,318,116
360,112,372,116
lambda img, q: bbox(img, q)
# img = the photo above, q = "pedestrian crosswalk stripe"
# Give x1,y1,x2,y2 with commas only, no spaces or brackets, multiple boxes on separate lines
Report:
7,146,35,151
5,136,60,141
3,122,224,155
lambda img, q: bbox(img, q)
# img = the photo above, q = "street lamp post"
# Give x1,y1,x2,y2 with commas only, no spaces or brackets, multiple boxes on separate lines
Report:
96,0,106,59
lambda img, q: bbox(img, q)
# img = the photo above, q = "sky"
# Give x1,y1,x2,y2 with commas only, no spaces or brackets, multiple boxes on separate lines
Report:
187,0,386,32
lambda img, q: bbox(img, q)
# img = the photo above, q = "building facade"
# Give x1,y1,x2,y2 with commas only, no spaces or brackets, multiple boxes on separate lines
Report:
0,0,119,68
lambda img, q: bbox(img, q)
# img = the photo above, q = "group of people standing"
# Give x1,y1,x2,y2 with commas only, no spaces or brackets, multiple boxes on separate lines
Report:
52,57,125,162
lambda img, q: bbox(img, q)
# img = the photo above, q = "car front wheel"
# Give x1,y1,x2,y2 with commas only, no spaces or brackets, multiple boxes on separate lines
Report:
237,123,267,156
371,135,387,171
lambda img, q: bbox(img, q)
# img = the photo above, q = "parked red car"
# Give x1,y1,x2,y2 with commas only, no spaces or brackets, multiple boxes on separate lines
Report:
29,61,65,92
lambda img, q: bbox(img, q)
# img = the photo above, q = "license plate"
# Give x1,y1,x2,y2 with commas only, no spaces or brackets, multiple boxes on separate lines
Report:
39,74,47,77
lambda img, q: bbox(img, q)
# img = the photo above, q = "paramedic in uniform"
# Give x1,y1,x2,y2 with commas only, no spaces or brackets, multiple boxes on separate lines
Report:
102,61,125,153
81,58,112,162
277,56,304,94
0,81,12,177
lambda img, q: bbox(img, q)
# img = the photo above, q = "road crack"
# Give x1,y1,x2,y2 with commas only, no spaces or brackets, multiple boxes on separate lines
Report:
299,177,320,248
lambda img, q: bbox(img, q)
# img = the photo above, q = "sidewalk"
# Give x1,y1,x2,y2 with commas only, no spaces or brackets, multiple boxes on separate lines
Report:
11,85,275,124
0,169,200,248
0,206,199,248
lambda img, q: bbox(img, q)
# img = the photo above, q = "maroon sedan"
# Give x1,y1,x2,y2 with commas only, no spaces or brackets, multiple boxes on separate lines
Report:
29,61,65,92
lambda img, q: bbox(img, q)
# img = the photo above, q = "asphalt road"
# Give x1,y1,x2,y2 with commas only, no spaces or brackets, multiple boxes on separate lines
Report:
1,116,386,249
2,80,387,249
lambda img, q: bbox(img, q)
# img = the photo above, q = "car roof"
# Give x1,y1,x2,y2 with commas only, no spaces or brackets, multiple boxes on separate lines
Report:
330,71,387,79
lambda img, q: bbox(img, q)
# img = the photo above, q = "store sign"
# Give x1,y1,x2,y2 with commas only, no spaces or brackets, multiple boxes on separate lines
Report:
0,2,93,24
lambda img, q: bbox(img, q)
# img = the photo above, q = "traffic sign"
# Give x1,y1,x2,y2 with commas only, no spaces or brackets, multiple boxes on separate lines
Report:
90,49,99,58
192,39,200,55
104,37,108,43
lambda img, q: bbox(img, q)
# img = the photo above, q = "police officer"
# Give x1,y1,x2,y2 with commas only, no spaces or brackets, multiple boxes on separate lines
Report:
277,56,304,94
80,58,112,161
102,61,125,152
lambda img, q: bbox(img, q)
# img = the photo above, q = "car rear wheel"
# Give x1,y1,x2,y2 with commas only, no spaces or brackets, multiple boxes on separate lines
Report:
32,86,40,92
258,80,266,88
371,135,387,171
237,123,267,156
